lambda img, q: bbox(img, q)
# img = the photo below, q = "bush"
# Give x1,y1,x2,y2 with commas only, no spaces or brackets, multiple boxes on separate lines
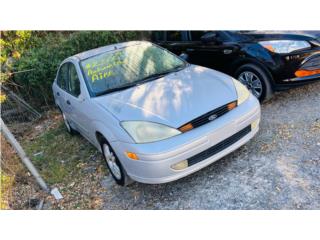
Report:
13,31,140,107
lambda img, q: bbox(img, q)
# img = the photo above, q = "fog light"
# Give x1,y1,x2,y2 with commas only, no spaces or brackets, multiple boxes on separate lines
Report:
252,118,260,130
126,152,139,160
171,160,188,170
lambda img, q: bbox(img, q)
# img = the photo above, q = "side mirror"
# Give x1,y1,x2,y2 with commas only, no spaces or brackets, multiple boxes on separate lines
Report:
179,53,189,61
201,32,219,44
78,94,86,102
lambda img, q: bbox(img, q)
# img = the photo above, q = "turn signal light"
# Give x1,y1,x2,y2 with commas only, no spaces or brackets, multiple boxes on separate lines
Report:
179,123,194,133
126,152,139,160
295,69,320,77
227,101,237,111
263,45,275,52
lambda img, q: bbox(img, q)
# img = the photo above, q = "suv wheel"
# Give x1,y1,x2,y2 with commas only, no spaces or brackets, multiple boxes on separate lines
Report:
235,64,273,102
101,140,133,186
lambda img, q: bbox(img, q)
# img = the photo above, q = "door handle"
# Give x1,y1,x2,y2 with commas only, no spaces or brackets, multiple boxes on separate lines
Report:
66,100,71,105
223,49,233,54
56,92,60,96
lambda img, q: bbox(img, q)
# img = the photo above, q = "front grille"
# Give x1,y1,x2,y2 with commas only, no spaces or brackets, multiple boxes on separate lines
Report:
179,101,237,130
188,125,251,166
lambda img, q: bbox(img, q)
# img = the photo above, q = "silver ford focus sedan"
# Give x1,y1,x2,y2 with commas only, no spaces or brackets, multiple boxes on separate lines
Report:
52,41,261,186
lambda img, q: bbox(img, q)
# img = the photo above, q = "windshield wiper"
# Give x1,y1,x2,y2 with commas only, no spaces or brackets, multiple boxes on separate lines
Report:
94,64,187,97
95,82,137,96
136,64,187,85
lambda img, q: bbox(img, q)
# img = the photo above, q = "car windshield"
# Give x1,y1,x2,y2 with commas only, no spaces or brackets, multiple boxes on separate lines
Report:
80,42,186,96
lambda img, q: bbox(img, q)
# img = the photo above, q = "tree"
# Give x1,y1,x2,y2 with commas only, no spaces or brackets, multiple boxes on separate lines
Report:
0,31,34,101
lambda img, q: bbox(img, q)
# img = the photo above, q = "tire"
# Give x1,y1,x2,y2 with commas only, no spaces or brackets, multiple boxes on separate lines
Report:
100,139,133,186
235,63,273,102
60,110,77,135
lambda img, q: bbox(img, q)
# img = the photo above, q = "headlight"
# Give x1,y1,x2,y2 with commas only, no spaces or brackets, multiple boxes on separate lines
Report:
232,78,250,105
121,121,181,143
310,40,320,47
259,40,311,53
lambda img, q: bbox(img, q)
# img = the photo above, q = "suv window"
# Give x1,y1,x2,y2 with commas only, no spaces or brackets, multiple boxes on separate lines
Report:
190,31,208,41
167,31,182,41
153,31,165,41
67,63,81,97
57,63,68,90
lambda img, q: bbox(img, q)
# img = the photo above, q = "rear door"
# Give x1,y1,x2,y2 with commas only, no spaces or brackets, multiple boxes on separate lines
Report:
54,62,69,112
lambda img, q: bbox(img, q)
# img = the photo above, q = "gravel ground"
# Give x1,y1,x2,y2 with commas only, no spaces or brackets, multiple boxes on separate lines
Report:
101,82,320,209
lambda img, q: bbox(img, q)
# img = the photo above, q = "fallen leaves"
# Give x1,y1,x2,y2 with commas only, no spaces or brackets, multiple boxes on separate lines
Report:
277,124,293,140
310,119,320,133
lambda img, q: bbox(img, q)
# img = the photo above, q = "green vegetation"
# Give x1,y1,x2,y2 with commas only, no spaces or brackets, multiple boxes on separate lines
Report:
1,110,109,209
1,31,140,107
19,114,109,209
23,122,102,185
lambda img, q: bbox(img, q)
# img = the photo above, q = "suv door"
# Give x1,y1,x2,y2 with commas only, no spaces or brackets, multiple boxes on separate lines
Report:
188,31,239,72
64,62,91,137
154,31,192,56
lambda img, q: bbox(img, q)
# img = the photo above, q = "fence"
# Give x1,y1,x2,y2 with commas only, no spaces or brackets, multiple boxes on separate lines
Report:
1,85,41,124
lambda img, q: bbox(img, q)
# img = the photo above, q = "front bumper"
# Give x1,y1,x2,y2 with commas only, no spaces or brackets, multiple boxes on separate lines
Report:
112,94,261,184
276,73,320,91
282,73,320,83
276,52,320,89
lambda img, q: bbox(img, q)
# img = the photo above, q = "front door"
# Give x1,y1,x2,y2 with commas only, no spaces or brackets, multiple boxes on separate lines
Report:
187,31,238,72
64,62,90,137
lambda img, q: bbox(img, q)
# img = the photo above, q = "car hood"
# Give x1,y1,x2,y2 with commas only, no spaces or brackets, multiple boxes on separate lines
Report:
242,31,318,42
94,65,237,128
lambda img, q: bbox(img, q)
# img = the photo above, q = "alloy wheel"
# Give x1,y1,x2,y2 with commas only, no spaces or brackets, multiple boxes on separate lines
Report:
238,71,263,98
103,143,122,180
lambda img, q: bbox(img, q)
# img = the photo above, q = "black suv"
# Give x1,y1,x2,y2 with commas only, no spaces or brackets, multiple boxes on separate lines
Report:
152,31,320,101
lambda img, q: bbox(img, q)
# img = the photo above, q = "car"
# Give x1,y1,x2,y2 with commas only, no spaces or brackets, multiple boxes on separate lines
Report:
52,41,261,186
152,31,320,102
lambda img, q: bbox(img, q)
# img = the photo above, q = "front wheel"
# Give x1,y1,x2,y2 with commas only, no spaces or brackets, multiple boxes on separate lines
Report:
235,64,273,102
101,141,133,186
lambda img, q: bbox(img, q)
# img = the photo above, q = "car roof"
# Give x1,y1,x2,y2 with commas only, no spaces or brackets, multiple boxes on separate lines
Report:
72,41,147,61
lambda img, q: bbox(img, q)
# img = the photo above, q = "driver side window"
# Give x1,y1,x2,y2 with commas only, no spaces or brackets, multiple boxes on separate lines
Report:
68,63,81,97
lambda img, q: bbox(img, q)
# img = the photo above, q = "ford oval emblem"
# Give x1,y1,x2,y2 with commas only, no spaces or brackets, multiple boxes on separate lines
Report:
208,114,218,121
